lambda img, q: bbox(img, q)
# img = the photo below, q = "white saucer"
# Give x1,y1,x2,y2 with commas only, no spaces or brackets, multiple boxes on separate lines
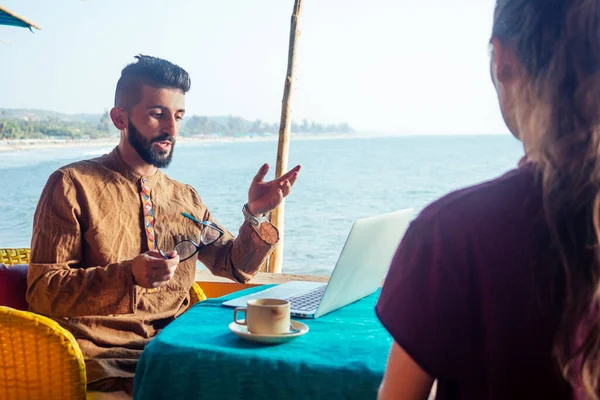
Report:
228,320,309,344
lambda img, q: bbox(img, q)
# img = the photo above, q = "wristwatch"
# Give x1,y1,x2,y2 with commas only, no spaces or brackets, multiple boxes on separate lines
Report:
242,203,269,226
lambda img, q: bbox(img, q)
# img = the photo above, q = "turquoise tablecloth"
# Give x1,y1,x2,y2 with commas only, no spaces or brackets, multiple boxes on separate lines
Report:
133,286,392,400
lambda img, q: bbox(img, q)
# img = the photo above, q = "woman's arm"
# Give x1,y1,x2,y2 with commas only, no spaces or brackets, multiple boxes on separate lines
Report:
378,341,435,400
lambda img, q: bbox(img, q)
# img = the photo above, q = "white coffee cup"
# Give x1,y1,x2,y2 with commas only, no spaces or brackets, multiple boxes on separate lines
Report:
233,298,291,335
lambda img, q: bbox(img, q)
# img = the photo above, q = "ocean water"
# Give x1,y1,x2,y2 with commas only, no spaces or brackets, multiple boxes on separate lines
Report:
0,135,522,275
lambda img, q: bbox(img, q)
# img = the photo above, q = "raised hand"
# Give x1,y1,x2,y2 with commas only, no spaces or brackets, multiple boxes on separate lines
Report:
247,163,301,216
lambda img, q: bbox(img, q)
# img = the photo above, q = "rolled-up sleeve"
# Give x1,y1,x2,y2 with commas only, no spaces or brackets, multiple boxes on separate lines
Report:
188,186,279,283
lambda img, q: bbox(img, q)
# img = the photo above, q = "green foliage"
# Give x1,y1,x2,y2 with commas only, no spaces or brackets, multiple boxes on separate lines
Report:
97,110,111,133
0,111,115,140
0,108,356,140
180,116,355,137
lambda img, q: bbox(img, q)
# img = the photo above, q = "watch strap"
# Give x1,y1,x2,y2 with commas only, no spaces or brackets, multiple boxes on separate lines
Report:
242,203,269,226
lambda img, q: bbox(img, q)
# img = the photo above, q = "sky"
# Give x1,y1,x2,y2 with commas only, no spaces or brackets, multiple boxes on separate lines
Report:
0,0,507,135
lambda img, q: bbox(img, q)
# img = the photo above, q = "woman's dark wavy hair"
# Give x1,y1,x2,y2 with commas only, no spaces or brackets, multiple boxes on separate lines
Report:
493,0,600,397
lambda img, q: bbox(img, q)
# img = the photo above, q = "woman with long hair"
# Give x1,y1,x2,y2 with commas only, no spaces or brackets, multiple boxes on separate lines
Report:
376,1,600,399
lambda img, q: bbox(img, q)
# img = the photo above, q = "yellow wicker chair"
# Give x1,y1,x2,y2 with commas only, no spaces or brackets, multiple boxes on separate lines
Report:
0,248,207,400
0,248,30,266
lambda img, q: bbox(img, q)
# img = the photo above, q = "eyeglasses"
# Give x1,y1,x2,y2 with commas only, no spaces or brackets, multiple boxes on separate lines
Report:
158,221,224,262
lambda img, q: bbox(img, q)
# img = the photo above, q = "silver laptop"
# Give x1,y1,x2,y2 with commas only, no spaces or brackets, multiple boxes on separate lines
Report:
222,208,413,318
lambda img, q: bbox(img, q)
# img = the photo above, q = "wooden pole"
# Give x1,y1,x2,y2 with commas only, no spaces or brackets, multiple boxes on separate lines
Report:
267,0,304,273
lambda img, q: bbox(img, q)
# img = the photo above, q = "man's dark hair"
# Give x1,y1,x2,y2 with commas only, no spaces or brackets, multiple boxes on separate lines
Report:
114,54,191,109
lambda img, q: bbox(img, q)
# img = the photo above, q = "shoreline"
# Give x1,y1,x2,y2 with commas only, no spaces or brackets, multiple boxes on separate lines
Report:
0,139,119,153
0,133,381,153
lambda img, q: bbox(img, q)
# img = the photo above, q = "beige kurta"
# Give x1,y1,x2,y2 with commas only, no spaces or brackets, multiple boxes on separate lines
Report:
27,147,278,391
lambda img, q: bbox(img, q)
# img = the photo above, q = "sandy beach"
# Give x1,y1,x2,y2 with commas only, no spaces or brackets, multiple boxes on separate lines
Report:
0,136,271,153
0,133,374,153
0,138,119,153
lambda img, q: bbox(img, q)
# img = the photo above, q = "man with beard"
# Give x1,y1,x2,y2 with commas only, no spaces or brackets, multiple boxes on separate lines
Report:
27,55,300,399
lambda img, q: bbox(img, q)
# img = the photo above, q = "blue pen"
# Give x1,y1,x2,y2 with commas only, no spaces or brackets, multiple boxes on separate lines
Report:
181,212,214,227
181,211,201,223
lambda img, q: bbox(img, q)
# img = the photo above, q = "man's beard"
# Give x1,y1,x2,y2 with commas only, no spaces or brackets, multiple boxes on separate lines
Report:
127,118,176,168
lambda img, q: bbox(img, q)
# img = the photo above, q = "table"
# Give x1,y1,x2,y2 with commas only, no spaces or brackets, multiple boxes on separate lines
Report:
133,286,392,400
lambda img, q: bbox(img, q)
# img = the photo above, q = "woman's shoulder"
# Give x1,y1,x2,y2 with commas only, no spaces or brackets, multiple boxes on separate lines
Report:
414,164,539,235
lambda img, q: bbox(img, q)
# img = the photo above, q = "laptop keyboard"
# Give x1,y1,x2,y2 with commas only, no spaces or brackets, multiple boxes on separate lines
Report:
288,285,327,311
